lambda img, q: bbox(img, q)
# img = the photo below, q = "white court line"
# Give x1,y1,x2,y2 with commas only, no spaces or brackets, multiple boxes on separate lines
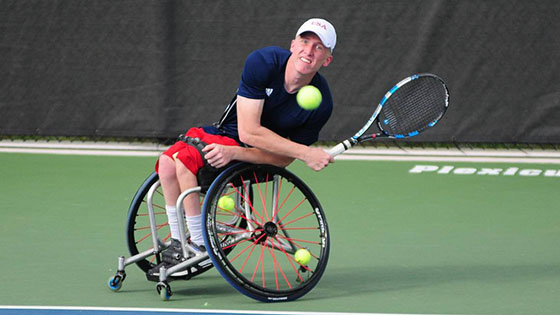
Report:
0,305,440,315
344,147,560,158
336,154,560,164
0,147,160,157
1,141,560,164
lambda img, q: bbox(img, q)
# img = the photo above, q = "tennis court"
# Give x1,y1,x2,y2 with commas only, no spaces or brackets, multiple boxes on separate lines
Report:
2,1,559,314
1,147,559,315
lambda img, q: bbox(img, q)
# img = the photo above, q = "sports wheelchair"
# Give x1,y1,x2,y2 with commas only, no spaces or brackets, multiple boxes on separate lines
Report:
107,157,330,302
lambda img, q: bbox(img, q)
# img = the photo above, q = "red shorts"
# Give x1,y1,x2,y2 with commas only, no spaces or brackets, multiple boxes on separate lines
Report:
155,127,239,175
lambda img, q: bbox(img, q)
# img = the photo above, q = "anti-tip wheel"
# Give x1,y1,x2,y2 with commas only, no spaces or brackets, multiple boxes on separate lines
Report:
107,275,123,292
156,281,172,301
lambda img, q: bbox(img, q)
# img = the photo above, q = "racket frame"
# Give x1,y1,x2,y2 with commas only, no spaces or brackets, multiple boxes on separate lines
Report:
328,73,448,156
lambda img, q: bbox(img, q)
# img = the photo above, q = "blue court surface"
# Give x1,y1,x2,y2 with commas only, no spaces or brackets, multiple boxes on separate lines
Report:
0,306,382,315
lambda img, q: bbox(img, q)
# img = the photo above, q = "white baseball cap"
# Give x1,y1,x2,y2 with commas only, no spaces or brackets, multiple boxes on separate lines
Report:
295,18,337,53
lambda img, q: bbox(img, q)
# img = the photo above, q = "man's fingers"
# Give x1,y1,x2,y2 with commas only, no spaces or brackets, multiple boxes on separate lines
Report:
202,143,215,152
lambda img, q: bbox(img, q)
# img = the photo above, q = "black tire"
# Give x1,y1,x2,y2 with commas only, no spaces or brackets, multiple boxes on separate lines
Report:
202,163,330,302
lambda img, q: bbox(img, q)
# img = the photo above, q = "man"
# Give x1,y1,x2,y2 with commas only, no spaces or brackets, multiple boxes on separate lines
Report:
153,18,337,270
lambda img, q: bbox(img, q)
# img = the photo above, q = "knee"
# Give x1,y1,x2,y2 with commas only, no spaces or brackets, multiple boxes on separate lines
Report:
174,148,201,178
158,155,177,180
175,157,196,179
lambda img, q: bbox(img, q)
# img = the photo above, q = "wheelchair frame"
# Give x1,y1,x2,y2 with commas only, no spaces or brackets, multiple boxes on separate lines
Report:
108,162,330,302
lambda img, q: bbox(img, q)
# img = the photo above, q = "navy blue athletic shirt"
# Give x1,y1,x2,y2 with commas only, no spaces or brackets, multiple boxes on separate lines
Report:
210,46,333,146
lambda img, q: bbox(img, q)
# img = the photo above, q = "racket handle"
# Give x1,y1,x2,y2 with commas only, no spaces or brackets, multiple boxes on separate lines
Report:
327,139,355,157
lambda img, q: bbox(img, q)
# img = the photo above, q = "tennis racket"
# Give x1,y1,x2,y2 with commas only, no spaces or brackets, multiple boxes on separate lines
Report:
328,73,450,156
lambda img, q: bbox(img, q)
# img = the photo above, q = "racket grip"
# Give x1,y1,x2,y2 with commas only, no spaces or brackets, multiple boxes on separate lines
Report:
327,139,354,157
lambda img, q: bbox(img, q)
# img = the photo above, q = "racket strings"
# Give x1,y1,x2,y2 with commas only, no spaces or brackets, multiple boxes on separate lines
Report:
378,76,448,136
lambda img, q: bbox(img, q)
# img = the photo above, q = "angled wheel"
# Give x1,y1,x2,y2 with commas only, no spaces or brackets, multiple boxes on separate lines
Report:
107,273,125,292
202,163,330,302
156,281,172,301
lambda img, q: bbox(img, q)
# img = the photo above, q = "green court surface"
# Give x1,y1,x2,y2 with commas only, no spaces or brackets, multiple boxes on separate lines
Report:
1,152,559,314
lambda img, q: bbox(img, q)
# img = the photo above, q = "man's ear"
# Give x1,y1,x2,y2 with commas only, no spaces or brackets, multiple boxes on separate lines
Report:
322,55,333,67
289,39,296,53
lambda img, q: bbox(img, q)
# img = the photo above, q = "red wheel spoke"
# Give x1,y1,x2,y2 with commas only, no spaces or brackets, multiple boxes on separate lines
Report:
162,233,171,242
275,233,321,246
267,238,292,289
142,200,165,211
238,237,261,272
217,202,261,227
215,220,252,236
155,188,164,197
278,211,315,228
229,179,265,225
268,236,307,283
136,223,168,243
253,171,271,222
231,231,265,264
135,222,167,231
261,242,267,287
279,226,319,231
274,185,296,219
267,239,280,290
251,243,266,283
221,236,251,251
136,211,165,216
277,197,307,225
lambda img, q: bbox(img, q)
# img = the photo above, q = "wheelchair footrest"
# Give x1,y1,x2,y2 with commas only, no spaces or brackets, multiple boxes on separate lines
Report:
145,272,192,283
145,259,213,282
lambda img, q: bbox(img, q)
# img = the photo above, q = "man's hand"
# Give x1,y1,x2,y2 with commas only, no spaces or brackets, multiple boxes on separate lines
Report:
302,147,334,171
202,143,236,168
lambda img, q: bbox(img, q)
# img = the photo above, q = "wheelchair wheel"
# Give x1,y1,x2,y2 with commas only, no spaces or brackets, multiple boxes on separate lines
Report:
202,163,330,302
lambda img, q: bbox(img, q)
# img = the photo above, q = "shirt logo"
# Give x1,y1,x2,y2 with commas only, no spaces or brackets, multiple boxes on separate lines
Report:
266,88,274,96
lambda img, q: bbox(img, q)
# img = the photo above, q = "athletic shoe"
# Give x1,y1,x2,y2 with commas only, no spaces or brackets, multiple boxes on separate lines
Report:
161,238,186,264
189,239,206,253
147,240,189,280
161,238,205,264
146,239,206,281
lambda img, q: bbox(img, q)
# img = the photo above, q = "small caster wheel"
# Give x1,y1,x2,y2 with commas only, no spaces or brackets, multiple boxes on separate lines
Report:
156,281,172,301
107,273,124,292
296,266,311,284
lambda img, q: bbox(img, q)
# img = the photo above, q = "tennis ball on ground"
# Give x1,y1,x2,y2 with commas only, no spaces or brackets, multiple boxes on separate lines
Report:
296,85,322,110
217,195,235,211
294,248,312,265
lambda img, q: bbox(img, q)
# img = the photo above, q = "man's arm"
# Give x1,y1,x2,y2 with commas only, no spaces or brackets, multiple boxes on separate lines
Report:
202,143,293,168
236,95,333,171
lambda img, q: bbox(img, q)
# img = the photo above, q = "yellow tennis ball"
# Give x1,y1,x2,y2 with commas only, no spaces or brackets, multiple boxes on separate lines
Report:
217,195,235,212
294,248,312,265
296,85,322,110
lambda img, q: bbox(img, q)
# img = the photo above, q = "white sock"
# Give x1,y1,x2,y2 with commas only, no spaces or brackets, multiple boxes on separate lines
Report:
165,205,182,240
186,214,204,246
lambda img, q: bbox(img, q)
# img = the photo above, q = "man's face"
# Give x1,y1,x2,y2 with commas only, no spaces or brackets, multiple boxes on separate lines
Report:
290,32,333,75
